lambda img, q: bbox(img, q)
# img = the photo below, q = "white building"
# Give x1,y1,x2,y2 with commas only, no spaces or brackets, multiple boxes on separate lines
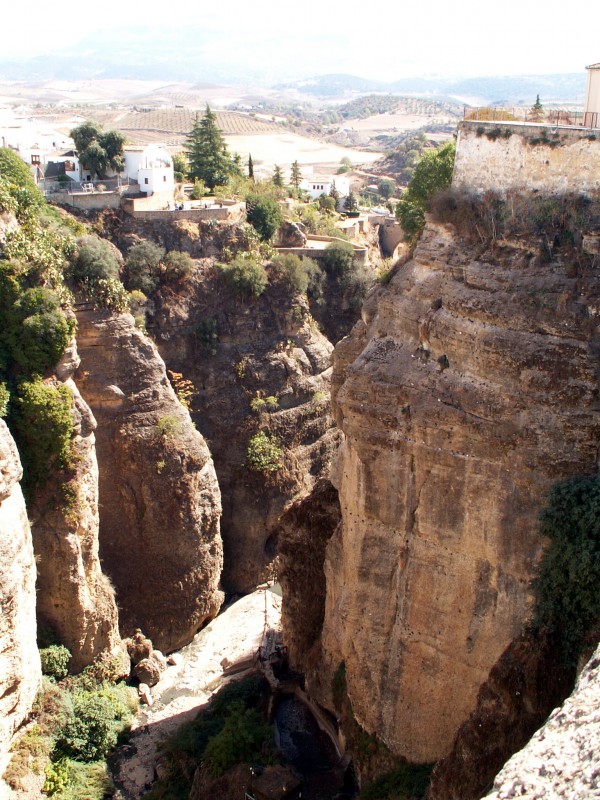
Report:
585,63,600,127
300,174,350,201
122,144,174,196
0,108,74,175
77,143,175,197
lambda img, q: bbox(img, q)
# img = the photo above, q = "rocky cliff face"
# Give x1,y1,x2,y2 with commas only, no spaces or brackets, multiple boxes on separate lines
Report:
483,641,600,800
426,629,576,799
315,220,600,763
0,421,40,764
150,264,340,594
75,308,223,653
30,342,121,671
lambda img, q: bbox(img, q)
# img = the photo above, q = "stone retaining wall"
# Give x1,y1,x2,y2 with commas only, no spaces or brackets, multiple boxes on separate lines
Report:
453,121,600,194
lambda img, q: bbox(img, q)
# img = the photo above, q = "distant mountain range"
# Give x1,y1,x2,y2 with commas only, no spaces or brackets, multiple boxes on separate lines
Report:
0,27,587,106
275,73,587,105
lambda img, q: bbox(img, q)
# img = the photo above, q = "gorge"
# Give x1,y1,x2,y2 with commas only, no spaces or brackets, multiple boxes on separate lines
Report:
1,120,600,800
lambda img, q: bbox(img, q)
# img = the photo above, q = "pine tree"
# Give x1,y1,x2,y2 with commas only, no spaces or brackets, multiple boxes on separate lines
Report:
272,165,284,187
531,94,544,122
185,105,235,189
344,191,358,212
290,160,302,189
248,154,254,180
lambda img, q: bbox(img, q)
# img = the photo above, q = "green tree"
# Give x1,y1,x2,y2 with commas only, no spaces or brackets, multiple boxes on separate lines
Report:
248,154,254,180
0,147,44,220
172,152,188,183
290,160,302,189
530,94,544,122
271,253,321,294
395,141,455,241
69,236,120,285
185,105,236,190
70,121,126,180
322,240,356,277
378,178,396,200
318,194,336,213
272,165,284,188
344,191,358,212
246,193,283,241
124,240,165,294
531,476,600,662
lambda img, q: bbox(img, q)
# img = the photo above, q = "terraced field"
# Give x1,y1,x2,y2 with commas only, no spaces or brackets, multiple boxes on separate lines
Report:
116,108,279,136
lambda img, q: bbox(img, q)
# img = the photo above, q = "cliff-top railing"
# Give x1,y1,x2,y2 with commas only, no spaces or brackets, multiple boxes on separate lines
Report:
464,107,599,129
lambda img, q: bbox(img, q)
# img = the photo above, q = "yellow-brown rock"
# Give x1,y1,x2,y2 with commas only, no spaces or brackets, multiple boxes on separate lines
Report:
30,351,121,670
75,308,223,653
0,420,40,766
320,221,600,762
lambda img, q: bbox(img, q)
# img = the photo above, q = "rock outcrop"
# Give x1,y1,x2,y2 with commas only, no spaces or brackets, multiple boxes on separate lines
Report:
30,342,121,671
316,220,600,762
150,265,340,594
75,308,223,653
483,641,600,800
0,420,40,765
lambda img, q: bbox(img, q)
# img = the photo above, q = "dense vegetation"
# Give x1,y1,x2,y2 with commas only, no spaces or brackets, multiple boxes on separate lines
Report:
395,141,456,241
6,650,136,799
531,476,600,663
145,675,274,800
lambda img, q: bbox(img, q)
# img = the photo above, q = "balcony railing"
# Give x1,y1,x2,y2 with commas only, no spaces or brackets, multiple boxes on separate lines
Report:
464,107,599,129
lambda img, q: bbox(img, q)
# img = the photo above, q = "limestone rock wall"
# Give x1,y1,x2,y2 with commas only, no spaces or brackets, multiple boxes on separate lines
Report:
30,345,121,670
75,308,223,653
320,220,600,762
0,421,40,765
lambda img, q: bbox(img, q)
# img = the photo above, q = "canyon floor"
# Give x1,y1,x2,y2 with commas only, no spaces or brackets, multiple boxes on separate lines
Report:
111,586,282,799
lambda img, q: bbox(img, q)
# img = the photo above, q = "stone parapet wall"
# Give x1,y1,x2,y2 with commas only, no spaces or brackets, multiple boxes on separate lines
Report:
453,121,600,195
125,202,246,223
52,191,122,211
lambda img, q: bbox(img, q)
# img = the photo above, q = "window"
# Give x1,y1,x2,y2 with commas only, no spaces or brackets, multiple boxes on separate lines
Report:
144,178,149,184
163,175,167,182
31,154,40,165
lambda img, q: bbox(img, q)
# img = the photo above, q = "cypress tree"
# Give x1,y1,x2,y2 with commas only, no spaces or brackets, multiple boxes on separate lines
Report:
290,160,302,189
185,105,234,189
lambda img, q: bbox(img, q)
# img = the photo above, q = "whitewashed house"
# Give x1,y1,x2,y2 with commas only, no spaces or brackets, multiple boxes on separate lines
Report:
122,144,174,196
300,174,350,201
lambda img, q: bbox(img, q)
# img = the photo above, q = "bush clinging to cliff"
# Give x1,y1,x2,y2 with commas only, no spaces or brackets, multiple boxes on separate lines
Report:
531,475,600,662
396,141,455,241
221,253,268,298
11,379,73,497
246,431,283,473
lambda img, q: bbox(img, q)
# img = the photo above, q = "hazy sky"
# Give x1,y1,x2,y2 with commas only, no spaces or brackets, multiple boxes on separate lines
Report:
5,0,598,81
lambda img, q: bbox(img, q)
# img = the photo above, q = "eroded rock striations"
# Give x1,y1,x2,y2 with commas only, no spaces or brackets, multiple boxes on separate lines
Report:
0,421,40,764
316,220,600,763
31,342,121,671
75,308,223,653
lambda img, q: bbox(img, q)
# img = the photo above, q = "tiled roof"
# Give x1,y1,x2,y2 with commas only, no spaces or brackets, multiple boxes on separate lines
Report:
586,63,600,69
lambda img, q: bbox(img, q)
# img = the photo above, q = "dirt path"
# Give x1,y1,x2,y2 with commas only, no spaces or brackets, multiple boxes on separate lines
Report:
112,587,282,799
